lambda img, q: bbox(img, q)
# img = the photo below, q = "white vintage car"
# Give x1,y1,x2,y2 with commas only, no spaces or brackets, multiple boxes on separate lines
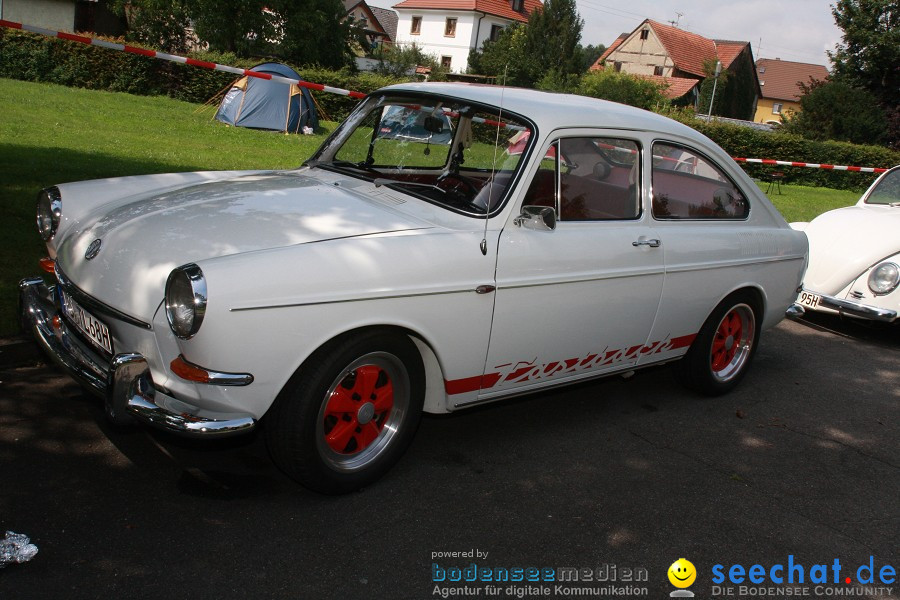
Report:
21,83,808,493
791,165,899,324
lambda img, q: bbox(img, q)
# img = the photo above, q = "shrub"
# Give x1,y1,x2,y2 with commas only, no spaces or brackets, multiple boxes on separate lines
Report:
576,69,669,112
679,115,899,191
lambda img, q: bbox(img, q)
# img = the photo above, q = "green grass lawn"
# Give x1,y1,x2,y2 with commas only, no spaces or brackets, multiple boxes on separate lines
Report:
0,77,861,336
756,181,858,222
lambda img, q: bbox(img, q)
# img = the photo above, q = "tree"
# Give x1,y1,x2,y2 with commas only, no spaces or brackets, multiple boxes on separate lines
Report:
576,44,606,72
189,0,275,56
523,0,583,84
113,0,193,53
468,0,584,87
782,79,888,145
829,0,899,107
697,58,731,117
576,69,670,111
466,25,535,86
269,0,355,68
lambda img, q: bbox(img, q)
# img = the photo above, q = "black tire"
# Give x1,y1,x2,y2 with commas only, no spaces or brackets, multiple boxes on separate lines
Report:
675,291,761,396
265,330,424,494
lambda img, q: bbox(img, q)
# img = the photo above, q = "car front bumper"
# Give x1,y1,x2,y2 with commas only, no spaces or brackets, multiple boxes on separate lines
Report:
19,277,257,437
793,287,897,323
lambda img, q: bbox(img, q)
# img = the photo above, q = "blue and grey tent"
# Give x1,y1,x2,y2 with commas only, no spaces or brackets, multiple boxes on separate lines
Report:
215,62,318,133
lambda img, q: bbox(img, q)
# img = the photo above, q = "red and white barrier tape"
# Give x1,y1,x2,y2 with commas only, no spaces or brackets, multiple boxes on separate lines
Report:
733,157,887,174
0,19,367,99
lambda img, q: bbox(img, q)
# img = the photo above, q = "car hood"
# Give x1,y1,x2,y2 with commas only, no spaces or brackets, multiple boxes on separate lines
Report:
55,171,431,322
802,205,900,293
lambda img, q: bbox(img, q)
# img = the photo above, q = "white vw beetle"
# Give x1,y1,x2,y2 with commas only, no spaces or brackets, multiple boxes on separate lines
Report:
791,165,899,324
21,83,808,493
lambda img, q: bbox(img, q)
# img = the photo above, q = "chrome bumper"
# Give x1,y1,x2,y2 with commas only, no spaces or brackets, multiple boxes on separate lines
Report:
19,277,256,437
795,289,897,323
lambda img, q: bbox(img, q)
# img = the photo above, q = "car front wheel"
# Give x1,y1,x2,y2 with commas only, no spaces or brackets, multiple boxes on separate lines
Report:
266,331,424,494
676,292,760,396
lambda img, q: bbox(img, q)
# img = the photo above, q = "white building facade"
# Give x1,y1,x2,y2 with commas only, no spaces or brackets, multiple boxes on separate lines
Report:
391,0,540,73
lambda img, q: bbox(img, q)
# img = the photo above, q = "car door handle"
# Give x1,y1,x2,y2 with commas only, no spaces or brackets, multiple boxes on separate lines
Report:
632,238,661,248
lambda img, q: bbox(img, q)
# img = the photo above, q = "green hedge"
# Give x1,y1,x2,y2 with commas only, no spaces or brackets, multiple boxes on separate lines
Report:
684,116,899,191
0,29,406,122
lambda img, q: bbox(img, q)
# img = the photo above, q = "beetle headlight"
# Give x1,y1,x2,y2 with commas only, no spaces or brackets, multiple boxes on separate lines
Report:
36,186,62,241
165,264,207,339
868,262,899,295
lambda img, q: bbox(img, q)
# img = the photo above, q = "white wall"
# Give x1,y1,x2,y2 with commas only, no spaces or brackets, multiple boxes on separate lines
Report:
395,9,515,73
2,0,75,32
607,29,674,77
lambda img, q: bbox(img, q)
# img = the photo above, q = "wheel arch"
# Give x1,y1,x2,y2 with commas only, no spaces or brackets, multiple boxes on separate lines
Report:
268,324,450,421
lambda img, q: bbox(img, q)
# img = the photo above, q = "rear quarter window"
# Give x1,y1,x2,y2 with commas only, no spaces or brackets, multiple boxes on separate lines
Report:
651,142,749,220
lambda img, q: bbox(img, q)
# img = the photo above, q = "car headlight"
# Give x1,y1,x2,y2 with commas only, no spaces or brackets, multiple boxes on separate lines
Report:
165,264,207,339
868,262,899,295
36,187,62,241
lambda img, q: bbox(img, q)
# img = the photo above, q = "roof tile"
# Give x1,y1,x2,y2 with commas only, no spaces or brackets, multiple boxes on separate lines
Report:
756,58,829,101
392,0,541,22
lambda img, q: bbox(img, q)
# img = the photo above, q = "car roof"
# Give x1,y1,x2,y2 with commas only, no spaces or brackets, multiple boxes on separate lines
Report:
380,82,705,142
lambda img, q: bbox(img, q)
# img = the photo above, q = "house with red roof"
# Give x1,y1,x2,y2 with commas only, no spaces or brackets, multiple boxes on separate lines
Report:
391,0,542,73
591,19,761,120
344,0,399,50
753,58,829,124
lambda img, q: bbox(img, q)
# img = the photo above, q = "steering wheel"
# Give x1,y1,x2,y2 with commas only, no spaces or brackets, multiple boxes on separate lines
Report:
437,172,479,200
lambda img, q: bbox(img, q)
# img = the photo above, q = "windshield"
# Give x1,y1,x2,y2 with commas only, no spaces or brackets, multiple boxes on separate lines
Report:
309,93,533,216
864,167,900,205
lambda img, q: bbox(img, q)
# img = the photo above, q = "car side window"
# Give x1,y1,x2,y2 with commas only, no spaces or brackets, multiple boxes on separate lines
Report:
651,142,749,219
522,137,641,221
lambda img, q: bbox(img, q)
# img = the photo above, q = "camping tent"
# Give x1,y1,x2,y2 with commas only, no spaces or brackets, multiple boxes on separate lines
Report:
215,62,318,133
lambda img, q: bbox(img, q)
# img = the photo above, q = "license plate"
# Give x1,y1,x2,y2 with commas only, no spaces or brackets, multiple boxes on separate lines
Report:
797,290,821,309
59,288,113,354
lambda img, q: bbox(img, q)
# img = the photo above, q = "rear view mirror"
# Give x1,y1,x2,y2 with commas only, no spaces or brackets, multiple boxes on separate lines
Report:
423,116,444,134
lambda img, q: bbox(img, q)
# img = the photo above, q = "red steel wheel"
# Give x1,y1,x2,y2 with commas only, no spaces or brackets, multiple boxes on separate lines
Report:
320,361,399,457
265,331,424,494
675,291,761,396
709,304,755,382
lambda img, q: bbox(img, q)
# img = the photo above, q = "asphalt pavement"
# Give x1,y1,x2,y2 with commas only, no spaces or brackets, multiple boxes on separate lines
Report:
0,318,897,600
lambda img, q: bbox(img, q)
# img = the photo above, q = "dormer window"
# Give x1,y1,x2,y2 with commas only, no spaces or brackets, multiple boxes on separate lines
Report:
512,0,524,12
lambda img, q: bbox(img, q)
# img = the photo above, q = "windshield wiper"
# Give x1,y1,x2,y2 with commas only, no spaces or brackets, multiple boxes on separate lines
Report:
326,160,383,177
373,179,445,193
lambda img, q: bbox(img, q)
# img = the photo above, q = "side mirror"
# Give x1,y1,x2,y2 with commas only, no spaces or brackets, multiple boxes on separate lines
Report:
515,205,557,231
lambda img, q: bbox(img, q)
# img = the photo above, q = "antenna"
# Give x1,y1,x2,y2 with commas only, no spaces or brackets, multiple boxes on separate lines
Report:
668,12,683,27
480,64,507,256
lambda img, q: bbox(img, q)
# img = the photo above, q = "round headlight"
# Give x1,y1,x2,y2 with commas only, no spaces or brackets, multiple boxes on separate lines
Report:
36,187,62,241
165,264,207,339
868,262,899,295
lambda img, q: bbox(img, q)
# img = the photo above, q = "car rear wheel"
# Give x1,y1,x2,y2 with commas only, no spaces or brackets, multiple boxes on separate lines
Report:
265,331,424,494
676,292,760,396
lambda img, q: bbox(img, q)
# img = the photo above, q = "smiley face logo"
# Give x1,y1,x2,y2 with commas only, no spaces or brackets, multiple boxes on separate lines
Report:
668,558,696,588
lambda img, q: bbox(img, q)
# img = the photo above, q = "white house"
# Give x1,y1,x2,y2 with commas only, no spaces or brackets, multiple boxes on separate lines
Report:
391,0,541,73
0,0,124,35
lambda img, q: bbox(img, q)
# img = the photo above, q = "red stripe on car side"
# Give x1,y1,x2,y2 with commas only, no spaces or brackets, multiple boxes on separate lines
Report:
668,334,697,349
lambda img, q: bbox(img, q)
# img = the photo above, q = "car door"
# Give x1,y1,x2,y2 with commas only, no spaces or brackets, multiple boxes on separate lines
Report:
638,140,757,363
474,132,665,402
